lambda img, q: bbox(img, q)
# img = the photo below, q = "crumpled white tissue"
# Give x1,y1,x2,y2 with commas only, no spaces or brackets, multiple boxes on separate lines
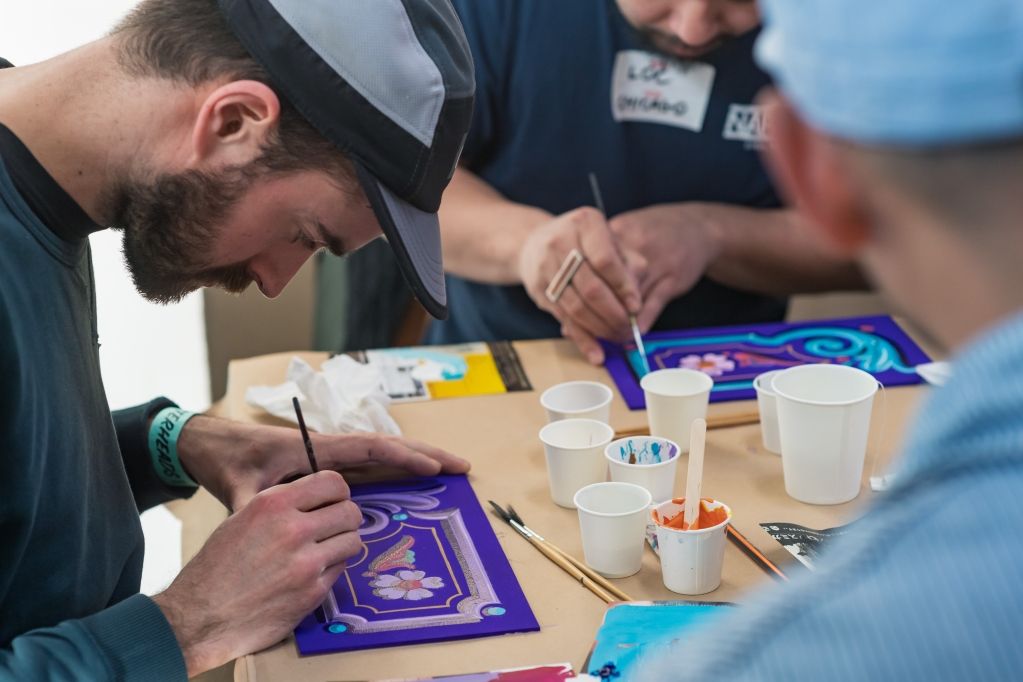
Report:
245,355,401,435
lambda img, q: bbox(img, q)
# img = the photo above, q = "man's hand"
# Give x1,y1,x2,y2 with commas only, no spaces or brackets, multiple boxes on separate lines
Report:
518,206,642,363
153,471,361,677
609,203,723,332
177,417,470,511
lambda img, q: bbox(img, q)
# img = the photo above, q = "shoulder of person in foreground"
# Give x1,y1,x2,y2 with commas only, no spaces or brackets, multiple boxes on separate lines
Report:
643,465,1023,680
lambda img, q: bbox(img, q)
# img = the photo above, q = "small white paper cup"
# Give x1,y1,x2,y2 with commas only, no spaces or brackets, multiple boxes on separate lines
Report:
772,365,878,505
540,381,613,423
651,498,731,595
604,436,681,505
753,370,784,455
539,419,615,508
640,369,712,453
574,482,652,578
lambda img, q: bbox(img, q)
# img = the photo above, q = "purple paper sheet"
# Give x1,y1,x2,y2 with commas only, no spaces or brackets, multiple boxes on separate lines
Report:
602,315,931,410
294,475,539,655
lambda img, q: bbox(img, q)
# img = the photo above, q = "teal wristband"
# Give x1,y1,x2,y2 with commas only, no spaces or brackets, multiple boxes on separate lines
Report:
148,407,199,488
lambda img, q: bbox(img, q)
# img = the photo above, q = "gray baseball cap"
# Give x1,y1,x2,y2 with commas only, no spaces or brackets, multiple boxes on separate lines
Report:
218,0,475,319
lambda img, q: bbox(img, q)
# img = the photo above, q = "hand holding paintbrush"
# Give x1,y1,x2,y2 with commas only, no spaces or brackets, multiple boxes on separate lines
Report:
588,173,650,374
525,197,641,365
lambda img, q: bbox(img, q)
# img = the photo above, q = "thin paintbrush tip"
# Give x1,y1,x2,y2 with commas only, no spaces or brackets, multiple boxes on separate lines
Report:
506,504,525,527
488,500,511,523
629,315,651,374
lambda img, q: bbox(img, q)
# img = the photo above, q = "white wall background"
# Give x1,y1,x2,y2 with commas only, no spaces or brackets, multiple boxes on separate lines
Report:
3,1,212,593
1,2,211,413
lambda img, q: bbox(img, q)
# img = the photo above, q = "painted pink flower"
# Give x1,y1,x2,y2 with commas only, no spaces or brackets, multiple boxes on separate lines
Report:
371,570,444,600
679,353,735,377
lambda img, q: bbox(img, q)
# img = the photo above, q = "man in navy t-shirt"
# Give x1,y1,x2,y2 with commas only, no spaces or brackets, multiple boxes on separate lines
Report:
430,0,866,363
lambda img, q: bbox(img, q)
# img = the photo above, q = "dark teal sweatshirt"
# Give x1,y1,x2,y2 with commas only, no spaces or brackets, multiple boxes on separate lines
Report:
0,103,194,678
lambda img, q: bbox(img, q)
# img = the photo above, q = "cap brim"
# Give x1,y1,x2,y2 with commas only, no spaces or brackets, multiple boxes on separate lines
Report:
355,162,448,320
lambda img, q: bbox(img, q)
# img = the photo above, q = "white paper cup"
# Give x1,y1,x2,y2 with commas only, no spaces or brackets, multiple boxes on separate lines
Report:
772,365,878,505
640,369,713,452
604,436,681,504
538,419,615,508
574,482,652,578
651,498,731,595
540,381,613,423
753,370,784,455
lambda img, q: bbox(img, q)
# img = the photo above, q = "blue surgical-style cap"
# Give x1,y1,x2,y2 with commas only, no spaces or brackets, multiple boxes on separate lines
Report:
755,1,1023,146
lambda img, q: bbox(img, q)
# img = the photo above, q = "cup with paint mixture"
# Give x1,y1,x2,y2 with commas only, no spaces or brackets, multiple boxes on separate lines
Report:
651,497,731,595
604,436,681,505
574,481,653,578
641,369,713,452
753,370,784,454
539,418,615,508
772,364,878,505
540,381,614,423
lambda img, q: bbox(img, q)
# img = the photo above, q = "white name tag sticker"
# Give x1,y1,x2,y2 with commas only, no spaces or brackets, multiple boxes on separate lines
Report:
723,103,770,147
610,50,716,132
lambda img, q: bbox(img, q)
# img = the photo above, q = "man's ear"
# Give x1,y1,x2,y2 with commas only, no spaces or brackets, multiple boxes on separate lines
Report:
758,88,871,255
190,80,281,168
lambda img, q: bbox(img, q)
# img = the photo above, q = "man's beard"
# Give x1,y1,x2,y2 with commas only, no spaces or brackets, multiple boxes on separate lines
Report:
105,164,257,304
630,25,731,59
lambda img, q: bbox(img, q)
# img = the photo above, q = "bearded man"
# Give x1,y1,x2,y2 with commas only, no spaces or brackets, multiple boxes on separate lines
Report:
0,0,474,678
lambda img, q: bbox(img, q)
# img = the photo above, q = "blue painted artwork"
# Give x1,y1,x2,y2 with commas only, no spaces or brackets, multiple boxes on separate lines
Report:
584,602,734,679
603,315,930,409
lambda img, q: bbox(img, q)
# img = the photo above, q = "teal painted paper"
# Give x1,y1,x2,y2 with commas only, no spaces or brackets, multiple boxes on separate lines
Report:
586,602,733,680
604,315,930,409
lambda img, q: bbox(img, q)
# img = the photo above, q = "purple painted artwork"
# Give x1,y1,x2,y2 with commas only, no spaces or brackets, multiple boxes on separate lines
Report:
294,475,539,655
602,315,931,410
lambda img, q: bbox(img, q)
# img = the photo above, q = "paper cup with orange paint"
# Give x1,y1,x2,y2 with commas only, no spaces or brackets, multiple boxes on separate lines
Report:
651,498,731,595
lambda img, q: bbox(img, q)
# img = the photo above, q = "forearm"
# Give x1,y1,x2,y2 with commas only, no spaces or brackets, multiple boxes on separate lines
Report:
175,414,251,492
438,167,552,283
0,595,186,682
700,204,869,295
152,591,223,678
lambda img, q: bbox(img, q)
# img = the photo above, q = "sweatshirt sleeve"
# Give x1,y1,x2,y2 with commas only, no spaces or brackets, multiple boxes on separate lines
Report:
113,397,198,512
0,594,186,682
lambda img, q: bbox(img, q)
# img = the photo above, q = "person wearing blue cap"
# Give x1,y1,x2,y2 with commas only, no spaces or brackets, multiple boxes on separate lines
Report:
0,0,474,679
642,1,1023,679
422,0,867,364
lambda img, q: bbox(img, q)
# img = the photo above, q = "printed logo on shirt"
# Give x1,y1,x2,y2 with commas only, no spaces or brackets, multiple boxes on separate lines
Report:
610,50,716,132
722,104,769,148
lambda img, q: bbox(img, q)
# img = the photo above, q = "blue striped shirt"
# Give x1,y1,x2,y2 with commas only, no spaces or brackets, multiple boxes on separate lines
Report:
645,312,1023,680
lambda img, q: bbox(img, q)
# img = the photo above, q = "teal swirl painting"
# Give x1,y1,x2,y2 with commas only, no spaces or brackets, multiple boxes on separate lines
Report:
602,315,930,409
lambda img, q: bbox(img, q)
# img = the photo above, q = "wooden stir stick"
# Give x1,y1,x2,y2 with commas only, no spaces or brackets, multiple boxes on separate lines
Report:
613,410,758,440
684,418,708,529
